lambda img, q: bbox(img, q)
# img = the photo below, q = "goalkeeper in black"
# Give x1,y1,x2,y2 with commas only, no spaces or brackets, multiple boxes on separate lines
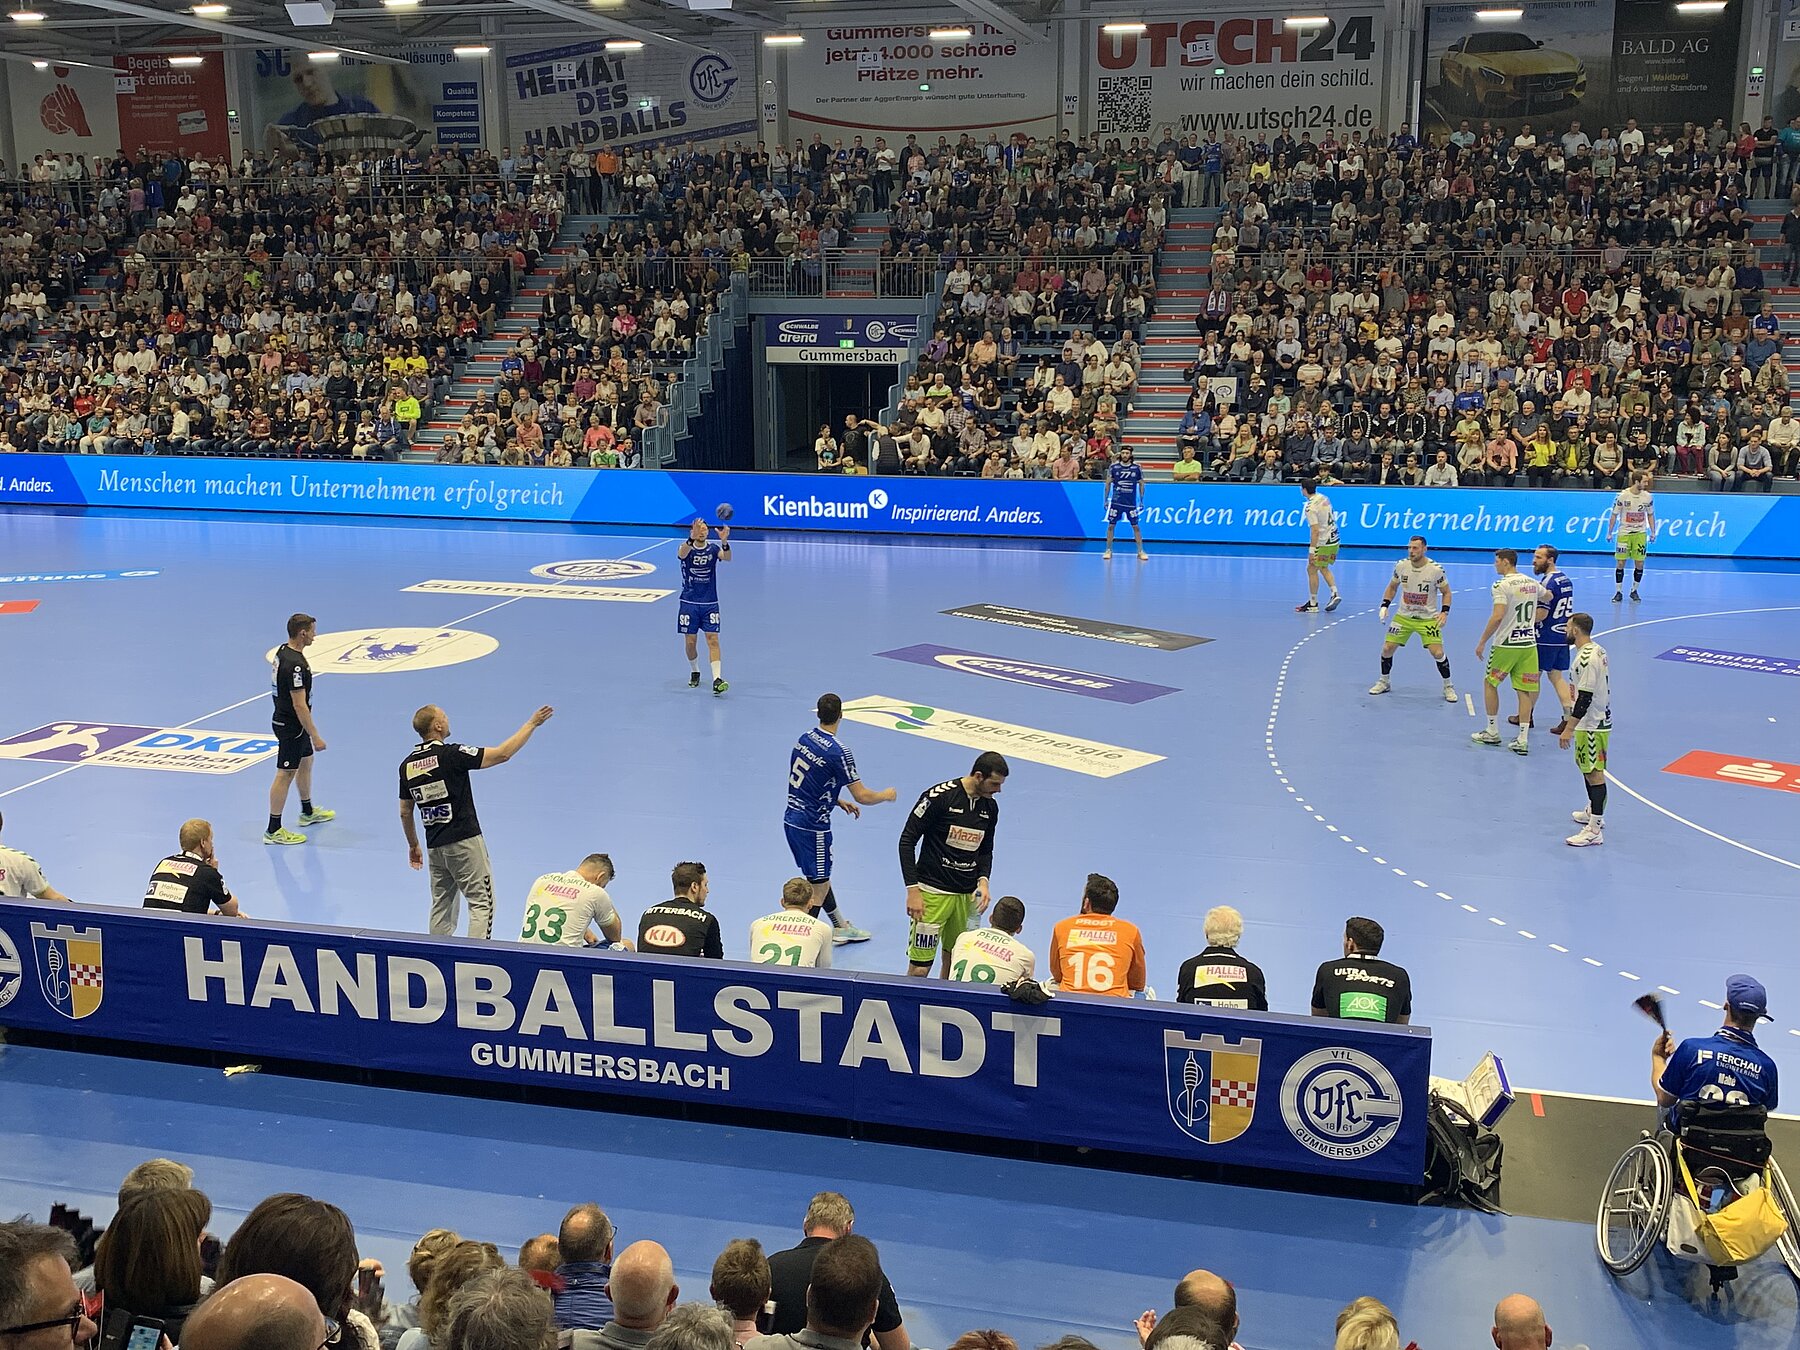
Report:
898,750,1008,978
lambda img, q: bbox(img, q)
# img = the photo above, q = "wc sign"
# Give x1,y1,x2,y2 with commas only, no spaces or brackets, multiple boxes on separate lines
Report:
0,722,280,775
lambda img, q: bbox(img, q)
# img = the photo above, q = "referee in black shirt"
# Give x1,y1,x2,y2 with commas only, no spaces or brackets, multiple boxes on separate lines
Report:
144,820,244,917
266,612,333,846
400,702,553,940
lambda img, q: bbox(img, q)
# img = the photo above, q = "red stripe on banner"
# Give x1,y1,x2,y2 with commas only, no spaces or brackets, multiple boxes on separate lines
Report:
1530,1093,1545,1117
0,600,40,615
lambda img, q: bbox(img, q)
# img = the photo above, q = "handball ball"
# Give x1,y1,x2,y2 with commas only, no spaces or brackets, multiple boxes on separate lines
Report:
716,503,735,521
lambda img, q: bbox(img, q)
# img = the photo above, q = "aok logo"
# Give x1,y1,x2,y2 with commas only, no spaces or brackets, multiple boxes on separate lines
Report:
1664,751,1800,794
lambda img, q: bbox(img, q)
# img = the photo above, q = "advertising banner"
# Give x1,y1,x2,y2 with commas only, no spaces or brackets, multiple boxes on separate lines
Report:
0,902,1431,1184
504,35,755,154
1090,11,1386,142
6,61,123,162
785,23,1055,139
248,48,485,156
762,314,917,364
1420,0,1740,140
115,50,230,158
0,456,1795,557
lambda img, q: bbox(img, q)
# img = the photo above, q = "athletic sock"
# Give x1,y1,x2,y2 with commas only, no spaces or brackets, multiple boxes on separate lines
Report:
1485,715,1497,733
710,659,722,681
689,658,699,672
822,885,840,917
1615,565,1625,585
1587,781,1608,817
266,814,282,835
1380,656,1393,675
1517,722,1530,745
300,799,314,816
1634,567,1644,584
1436,659,1452,679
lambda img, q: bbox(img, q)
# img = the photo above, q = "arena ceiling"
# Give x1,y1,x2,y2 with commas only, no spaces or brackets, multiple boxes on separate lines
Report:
0,0,1125,67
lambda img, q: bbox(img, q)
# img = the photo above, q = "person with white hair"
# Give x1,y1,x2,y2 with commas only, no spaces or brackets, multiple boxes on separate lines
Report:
1175,907,1268,1011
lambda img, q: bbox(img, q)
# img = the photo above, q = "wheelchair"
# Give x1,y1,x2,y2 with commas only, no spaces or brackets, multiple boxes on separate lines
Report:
1596,1101,1800,1289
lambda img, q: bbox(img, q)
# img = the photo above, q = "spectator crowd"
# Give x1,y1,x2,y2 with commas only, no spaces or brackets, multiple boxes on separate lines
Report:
0,1160,1589,1350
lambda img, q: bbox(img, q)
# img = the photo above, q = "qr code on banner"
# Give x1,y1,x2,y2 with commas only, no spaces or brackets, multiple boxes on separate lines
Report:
1096,76,1152,136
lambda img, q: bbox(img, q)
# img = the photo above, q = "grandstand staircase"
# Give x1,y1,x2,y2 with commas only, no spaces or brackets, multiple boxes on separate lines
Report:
822,213,889,299
1750,206,1800,408
1120,206,1215,476
409,213,602,461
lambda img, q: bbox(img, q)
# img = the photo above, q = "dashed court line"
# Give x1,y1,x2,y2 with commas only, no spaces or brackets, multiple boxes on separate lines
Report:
1266,602,1800,1039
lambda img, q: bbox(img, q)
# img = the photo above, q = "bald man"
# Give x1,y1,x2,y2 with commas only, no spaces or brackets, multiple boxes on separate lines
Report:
1492,1294,1570,1350
576,1241,677,1350
183,1274,326,1350
1135,1269,1242,1350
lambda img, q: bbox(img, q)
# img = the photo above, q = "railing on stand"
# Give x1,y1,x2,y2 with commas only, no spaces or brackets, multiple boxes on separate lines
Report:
645,271,748,468
883,262,951,424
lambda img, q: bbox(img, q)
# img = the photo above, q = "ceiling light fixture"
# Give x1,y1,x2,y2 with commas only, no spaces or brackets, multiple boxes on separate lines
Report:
1101,22,1146,34
929,26,971,38
191,3,229,13
763,32,803,44
1284,15,1328,27
1473,7,1525,17
167,54,204,64
451,43,489,55
306,49,340,59
10,9,47,21
603,38,643,50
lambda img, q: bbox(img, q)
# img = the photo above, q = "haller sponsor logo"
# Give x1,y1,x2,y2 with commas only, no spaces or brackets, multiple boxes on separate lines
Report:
839,695,1164,779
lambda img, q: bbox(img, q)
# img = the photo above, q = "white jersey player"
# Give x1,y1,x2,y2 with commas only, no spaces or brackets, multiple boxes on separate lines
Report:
1296,478,1342,612
1371,534,1455,701
948,895,1036,986
1559,612,1613,848
1610,470,1657,602
748,877,835,968
520,854,626,949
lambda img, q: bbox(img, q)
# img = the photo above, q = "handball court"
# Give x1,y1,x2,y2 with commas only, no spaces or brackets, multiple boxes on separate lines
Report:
2,504,1800,1346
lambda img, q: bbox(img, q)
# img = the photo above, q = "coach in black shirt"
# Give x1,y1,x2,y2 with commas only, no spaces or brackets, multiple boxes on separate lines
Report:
143,819,243,917
1311,916,1412,1024
765,1192,908,1350
636,861,724,958
400,702,553,940
1176,905,1268,1011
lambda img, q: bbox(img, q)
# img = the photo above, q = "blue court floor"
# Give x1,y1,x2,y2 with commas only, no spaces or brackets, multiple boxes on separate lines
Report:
1,506,1798,1101
3,1042,1797,1350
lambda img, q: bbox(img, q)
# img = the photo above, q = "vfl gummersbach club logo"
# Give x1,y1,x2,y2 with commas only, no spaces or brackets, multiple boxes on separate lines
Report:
530,560,659,581
1164,1029,1261,1145
31,921,104,1020
1281,1046,1404,1160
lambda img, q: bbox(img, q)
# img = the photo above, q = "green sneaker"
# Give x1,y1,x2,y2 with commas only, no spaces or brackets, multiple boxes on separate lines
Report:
263,827,307,845
297,808,336,826
713,678,729,695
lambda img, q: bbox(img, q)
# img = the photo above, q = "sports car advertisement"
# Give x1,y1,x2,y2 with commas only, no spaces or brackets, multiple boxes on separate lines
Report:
1421,0,1738,139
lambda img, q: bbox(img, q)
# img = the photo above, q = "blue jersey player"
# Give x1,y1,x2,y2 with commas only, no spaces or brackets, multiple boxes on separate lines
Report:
678,517,731,693
784,693,896,945
1529,543,1576,732
1103,446,1149,561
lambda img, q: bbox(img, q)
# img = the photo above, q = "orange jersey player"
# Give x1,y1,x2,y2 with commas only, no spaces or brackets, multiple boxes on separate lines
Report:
1049,872,1147,998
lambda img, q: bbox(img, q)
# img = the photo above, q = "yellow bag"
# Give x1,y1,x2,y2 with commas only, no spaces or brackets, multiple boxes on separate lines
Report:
1679,1151,1790,1265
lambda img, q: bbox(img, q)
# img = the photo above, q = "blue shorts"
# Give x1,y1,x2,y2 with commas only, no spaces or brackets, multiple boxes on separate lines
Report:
784,822,832,883
1537,642,1570,673
1107,504,1140,526
678,601,720,634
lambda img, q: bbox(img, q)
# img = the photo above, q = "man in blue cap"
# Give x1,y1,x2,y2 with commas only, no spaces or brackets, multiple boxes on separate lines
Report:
1652,975,1780,1126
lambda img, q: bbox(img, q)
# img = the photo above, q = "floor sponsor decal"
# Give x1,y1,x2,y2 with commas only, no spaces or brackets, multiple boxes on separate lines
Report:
945,603,1211,651
0,570,159,584
839,695,1164,779
403,581,672,603
0,722,279,774
529,560,660,580
265,628,498,673
876,644,1179,704
0,601,39,615
1663,750,1800,794
1656,646,1800,678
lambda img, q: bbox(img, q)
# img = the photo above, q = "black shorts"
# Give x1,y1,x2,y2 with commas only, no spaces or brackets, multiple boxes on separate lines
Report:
274,726,313,770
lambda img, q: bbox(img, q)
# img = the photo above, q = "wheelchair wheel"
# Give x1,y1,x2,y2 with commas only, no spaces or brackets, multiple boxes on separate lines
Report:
1768,1158,1800,1281
1597,1137,1672,1276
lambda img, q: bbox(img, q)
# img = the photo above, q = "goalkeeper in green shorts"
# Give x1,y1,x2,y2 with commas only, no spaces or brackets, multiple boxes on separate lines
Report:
898,751,1008,978
1473,548,1542,755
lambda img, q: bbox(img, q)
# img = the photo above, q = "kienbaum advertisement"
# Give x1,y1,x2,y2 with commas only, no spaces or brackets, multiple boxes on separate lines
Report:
1420,0,1740,140
504,35,756,154
785,23,1055,139
247,47,485,156
1089,11,1387,142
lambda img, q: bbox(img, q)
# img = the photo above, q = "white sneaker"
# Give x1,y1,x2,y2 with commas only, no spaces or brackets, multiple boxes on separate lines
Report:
1570,809,1592,824
1471,729,1502,745
1565,825,1605,847
1509,737,1530,756
1369,677,1391,695
1102,550,1113,561
1443,683,1457,703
